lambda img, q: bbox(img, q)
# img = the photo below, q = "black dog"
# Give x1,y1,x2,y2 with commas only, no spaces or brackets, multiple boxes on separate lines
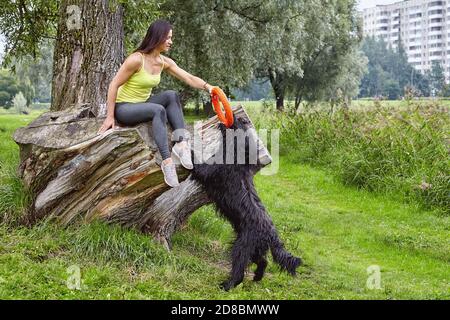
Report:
191,115,302,290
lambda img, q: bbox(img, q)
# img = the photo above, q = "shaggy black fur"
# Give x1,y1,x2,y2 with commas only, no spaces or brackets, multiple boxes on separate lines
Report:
191,115,302,291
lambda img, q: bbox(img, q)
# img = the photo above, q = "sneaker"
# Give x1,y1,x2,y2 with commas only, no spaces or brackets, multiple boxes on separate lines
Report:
172,141,193,170
161,160,180,187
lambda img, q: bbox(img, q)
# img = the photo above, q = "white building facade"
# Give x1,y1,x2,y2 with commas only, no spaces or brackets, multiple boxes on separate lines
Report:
362,0,450,79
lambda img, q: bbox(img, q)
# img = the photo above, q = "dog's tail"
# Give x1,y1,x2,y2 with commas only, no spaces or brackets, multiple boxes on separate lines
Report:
270,237,302,276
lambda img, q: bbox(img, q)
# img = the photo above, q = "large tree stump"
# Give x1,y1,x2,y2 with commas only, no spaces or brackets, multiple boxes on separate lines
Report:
12,103,272,249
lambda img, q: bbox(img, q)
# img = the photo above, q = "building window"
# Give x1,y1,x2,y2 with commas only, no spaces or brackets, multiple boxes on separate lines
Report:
428,9,443,15
429,1,444,7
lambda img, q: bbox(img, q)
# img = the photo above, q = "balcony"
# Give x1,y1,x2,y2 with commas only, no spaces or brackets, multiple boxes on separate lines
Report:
429,19,444,27
408,46,422,52
428,9,444,18
428,38,444,44
428,1,444,8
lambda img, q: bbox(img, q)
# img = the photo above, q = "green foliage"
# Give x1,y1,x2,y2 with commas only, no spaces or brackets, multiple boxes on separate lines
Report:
426,60,446,96
0,69,19,108
360,37,431,98
262,101,450,214
11,39,54,103
119,0,164,54
0,68,35,108
0,0,59,69
287,0,367,106
12,92,27,113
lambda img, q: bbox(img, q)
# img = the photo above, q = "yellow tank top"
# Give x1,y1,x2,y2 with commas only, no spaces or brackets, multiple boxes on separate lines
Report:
116,52,165,103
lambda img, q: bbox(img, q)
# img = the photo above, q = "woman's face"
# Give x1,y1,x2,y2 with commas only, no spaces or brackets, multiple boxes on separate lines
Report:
159,29,173,53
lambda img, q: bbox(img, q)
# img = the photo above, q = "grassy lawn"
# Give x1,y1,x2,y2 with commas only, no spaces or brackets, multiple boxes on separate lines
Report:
0,105,449,299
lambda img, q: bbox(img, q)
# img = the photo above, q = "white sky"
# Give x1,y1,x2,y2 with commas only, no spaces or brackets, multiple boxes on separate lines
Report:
358,0,401,10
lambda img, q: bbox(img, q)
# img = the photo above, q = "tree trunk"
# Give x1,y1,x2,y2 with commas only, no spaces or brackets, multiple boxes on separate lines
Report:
203,100,215,117
268,68,285,111
12,104,272,249
51,0,125,112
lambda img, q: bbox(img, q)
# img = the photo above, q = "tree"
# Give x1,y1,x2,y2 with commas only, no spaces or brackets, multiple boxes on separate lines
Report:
320,47,368,107
2,0,363,112
260,0,364,110
427,60,446,96
160,0,332,111
0,0,162,111
286,0,367,108
13,91,27,113
359,36,430,99
0,69,19,108
155,0,258,112
12,39,54,103
50,0,126,111
383,78,401,100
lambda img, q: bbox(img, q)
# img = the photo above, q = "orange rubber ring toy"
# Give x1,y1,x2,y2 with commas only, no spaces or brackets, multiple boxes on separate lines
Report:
211,87,234,128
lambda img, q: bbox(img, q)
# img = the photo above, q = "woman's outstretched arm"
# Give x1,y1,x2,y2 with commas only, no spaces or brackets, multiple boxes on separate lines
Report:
163,56,214,93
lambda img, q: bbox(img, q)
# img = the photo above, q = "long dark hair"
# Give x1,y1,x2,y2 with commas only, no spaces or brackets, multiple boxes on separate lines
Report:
134,20,172,54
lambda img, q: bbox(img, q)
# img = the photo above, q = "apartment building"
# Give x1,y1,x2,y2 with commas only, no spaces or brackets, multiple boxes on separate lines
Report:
362,0,450,79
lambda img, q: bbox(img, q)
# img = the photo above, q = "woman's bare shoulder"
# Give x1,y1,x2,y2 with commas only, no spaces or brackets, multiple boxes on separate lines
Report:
122,52,142,71
161,56,178,71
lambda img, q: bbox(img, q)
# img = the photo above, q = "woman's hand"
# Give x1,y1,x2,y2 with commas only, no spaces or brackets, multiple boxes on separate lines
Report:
97,116,116,134
206,84,215,95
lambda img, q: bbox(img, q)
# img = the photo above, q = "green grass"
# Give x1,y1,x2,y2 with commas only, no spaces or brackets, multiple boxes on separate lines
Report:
250,101,449,214
0,158,448,299
0,103,449,299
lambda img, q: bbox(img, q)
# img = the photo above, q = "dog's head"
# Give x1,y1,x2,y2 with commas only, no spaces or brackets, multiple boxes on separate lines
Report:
215,115,262,167
217,114,251,133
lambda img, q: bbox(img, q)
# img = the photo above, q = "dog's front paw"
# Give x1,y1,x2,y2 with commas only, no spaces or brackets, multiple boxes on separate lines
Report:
253,273,264,282
219,280,234,291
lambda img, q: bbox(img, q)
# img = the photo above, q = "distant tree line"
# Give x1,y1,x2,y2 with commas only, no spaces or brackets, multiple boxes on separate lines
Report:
0,39,53,108
359,36,448,99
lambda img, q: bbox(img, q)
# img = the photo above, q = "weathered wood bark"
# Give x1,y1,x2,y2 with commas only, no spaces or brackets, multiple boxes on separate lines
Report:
13,104,272,249
268,68,285,111
51,0,124,111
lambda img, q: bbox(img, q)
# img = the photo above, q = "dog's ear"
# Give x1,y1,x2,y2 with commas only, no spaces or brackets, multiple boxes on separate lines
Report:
238,117,250,125
217,122,227,134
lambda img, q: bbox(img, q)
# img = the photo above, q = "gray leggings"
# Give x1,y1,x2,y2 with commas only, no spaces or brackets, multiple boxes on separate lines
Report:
115,90,186,160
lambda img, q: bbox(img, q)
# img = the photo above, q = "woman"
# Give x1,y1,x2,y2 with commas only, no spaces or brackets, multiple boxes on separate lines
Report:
97,20,214,188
